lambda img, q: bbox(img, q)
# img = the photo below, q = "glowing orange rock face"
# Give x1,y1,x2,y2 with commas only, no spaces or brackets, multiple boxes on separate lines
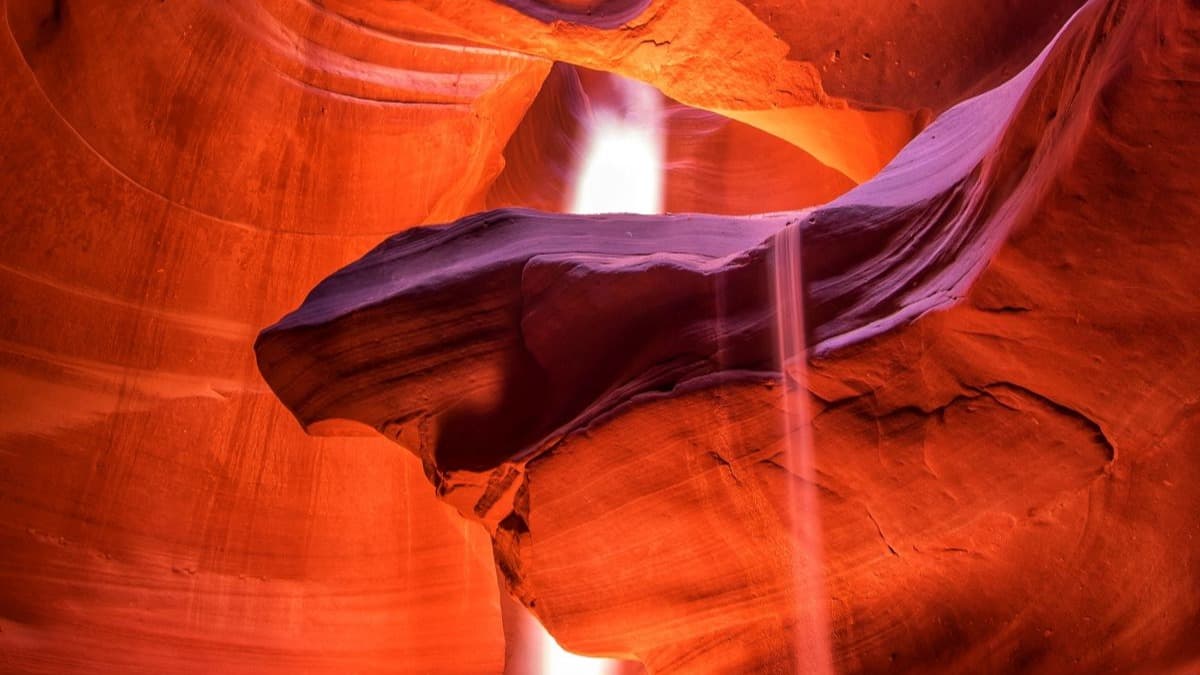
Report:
488,63,857,216
4,1,1200,675
1,1,540,672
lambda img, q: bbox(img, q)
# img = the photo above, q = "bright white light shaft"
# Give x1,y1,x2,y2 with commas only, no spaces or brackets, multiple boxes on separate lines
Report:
569,83,664,216
528,77,666,675
538,627,615,675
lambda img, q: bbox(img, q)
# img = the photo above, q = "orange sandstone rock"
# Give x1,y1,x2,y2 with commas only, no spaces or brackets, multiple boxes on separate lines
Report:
257,1,1200,673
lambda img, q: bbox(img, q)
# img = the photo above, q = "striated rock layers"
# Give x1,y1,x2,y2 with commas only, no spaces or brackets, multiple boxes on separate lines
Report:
258,0,1200,673
1,0,1197,672
0,0,546,672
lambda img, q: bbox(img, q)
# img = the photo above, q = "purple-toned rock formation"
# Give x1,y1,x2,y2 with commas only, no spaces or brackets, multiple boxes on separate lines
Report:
256,1,1200,671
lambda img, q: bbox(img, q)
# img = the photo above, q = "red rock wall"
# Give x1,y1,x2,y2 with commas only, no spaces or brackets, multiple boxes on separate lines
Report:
4,0,1199,673
0,0,548,671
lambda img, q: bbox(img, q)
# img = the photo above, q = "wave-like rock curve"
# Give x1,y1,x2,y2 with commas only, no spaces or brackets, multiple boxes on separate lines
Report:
257,0,1200,672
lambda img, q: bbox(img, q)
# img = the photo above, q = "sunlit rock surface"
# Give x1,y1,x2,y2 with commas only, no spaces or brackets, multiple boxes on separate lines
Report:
1,0,543,672
2,0,1198,673
486,63,856,215
258,0,1200,673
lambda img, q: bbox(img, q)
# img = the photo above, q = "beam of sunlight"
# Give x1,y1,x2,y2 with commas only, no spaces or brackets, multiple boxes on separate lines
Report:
538,625,616,675
519,75,667,675
569,80,664,216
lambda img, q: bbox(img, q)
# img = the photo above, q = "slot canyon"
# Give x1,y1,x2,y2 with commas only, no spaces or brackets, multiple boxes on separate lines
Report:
2,0,1199,673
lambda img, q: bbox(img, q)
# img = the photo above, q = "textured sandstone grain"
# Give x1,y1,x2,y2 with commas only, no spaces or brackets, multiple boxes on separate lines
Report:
257,0,1200,672
3,0,1199,673
0,0,547,671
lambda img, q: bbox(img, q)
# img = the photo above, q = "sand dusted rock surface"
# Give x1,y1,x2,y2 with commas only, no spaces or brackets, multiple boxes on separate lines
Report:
258,0,1200,672
3,0,1198,674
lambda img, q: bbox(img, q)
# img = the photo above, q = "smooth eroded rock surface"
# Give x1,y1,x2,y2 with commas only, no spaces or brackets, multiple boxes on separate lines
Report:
4,0,1199,673
257,0,1200,672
